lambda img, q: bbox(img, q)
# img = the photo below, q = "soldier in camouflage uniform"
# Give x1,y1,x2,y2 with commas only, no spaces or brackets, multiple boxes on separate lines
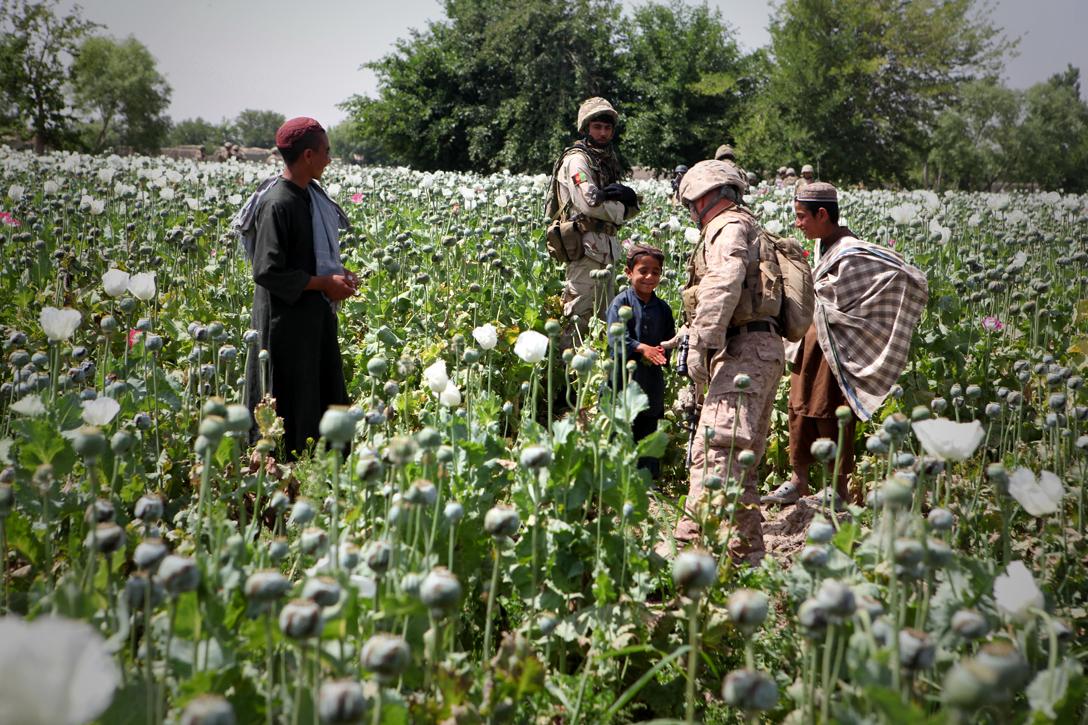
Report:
795,164,816,192
551,97,639,346
673,160,786,564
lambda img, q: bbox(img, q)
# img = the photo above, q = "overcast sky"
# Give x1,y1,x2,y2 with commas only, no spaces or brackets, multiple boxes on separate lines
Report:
64,0,1088,128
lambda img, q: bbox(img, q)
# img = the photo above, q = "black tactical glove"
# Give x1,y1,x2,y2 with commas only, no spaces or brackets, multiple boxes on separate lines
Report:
602,183,638,210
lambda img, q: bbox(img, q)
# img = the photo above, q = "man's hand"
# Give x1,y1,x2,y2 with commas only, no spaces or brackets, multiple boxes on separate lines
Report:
311,273,357,301
636,343,667,366
686,345,709,389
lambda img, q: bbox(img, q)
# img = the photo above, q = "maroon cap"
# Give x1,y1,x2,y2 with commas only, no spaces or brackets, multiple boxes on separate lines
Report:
275,117,324,148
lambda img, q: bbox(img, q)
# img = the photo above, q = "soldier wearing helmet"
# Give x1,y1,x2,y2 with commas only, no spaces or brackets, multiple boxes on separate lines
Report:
714,144,736,162
672,160,786,564
545,97,639,346
795,164,816,192
775,166,788,189
783,167,799,188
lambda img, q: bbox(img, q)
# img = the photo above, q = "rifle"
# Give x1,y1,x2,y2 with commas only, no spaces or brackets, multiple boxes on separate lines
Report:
674,333,702,467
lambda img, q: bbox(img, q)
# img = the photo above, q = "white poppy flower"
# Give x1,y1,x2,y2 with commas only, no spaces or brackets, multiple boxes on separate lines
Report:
7,185,25,202
127,272,156,301
888,204,917,225
666,215,681,232
422,360,448,394
81,397,120,426
11,395,46,417
912,418,984,461
159,187,175,201
89,199,106,215
472,324,498,351
1008,467,1064,517
764,219,784,235
40,306,81,342
43,179,60,195
993,561,1044,622
514,330,549,363
0,615,119,724
761,200,778,216
438,380,461,408
493,193,508,207
684,227,701,245
101,269,130,298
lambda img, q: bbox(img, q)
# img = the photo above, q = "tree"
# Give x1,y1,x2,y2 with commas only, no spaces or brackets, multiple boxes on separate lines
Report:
344,0,624,173
735,0,1011,185
619,1,755,172
927,78,1020,190
71,34,171,153
1014,66,1088,192
0,0,98,153
168,116,230,149
231,109,285,148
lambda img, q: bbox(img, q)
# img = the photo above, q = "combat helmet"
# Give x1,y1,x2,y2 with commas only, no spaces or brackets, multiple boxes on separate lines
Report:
714,144,736,161
577,97,619,134
678,160,747,207
801,164,814,175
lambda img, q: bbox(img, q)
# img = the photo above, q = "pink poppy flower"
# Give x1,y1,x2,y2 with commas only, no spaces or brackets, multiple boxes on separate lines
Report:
351,193,364,204
981,316,1004,332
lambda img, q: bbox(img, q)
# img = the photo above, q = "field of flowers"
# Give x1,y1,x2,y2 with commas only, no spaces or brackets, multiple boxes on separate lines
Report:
0,146,1085,724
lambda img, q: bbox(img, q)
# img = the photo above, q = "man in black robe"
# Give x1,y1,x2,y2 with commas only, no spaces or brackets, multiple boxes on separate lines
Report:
243,117,356,459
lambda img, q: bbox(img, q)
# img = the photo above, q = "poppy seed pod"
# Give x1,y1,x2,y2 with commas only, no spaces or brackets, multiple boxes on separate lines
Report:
180,695,236,725
302,577,342,607
835,405,853,422
672,550,717,595
727,589,769,631
365,541,391,575
799,545,829,570
300,528,329,556
405,479,437,507
798,598,828,637
865,435,888,454
942,659,1000,710
289,499,316,527
198,415,226,445
910,405,931,422
807,519,834,544
443,501,464,523
736,449,757,467
419,567,462,618
134,537,169,571
484,506,520,539
925,537,953,567
85,522,125,554
72,425,107,459
733,373,751,390
268,537,290,562
367,357,388,378
133,495,162,523
894,538,925,567
318,679,369,724
415,427,442,449
520,445,552,470
319,406,356,447
124,572,165,609
721,669,779,712
157,554,199,595
224,404,251,434
815,578,856,621
360,633,411,683
110,430,135,454
280,598,323,639
882,412,910,438
975,641,1029,690
85,498,115,524
617,306,633,322
881,478,913,509
810,438,836,462
927,507,954,531
354,452,384,482
245,570,291,603
899,628,936,670
951,609,989,640
856,595,884,621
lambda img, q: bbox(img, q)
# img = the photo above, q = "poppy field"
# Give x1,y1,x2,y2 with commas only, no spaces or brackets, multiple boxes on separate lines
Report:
0,148,1085,723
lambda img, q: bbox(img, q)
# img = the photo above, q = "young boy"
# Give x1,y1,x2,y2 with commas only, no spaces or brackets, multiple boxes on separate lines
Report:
606,244,676,477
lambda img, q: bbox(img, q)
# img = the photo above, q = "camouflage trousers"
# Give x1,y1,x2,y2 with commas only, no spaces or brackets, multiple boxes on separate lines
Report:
560,254,614,349
676,332,784,564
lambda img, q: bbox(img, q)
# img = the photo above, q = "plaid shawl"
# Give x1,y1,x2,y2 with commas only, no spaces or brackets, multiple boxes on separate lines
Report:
814,236,928,421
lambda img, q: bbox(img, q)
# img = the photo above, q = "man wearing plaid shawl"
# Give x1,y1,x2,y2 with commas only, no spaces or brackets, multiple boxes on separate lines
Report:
764,182,928,506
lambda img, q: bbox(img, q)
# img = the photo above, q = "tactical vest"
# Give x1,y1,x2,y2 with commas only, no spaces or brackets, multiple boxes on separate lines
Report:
544,143,620,223
682,208,783,327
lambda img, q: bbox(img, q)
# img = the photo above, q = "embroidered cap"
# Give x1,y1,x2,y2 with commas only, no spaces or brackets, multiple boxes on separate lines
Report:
275,117,325,149
795,181,838,203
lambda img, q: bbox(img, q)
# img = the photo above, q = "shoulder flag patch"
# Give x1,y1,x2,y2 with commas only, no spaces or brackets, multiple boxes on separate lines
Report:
572,171,589,186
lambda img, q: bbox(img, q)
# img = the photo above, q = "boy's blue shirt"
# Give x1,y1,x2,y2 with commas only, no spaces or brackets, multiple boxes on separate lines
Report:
605,287,676,366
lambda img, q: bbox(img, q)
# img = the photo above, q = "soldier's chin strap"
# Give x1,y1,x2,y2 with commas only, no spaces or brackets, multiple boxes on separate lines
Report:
695,186,740,228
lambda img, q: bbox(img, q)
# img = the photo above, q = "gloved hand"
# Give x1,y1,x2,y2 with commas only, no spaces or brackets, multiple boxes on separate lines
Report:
686,344,709,389
602,183,638,210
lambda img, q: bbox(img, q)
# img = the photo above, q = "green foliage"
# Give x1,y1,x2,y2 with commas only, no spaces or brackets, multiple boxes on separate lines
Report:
927,78,1020,191
230,108,285,148
348,0,624,173
619,1,752,172
1014,66,1088,192
71,35,172,153
168,116,230,151
735,0,1011,185
0,0,98,152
